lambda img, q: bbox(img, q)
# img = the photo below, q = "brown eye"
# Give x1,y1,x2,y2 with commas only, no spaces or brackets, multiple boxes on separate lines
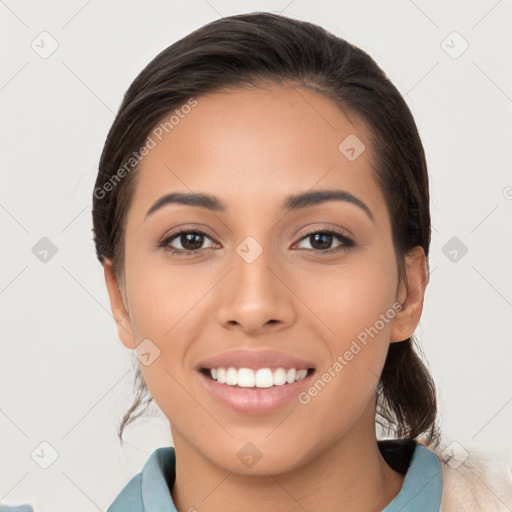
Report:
160,230,217,255
178,232,205,251
295,229,355,253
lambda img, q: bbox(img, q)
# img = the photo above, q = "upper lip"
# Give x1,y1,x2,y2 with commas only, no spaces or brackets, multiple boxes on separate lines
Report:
197,349,316,371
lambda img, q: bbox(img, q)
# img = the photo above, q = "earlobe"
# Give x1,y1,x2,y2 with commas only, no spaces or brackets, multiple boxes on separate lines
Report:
390,246,428,343
103,259,136,349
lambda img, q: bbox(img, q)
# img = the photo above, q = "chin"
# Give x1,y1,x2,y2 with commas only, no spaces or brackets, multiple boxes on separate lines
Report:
205,435,317,477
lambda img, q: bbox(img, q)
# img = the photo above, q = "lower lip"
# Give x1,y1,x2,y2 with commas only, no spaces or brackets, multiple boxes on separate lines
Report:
198,371,315,415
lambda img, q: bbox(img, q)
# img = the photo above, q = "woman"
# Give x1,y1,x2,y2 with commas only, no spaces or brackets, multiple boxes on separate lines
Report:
89,12,509,512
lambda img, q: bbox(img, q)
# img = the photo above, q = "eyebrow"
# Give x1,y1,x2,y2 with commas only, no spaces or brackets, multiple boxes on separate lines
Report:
145,189,374,222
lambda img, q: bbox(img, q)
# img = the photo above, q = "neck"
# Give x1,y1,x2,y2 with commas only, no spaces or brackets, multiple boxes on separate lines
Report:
170,403,405,512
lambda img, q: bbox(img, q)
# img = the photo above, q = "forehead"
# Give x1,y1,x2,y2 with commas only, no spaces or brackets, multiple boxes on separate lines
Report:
127,84,388,224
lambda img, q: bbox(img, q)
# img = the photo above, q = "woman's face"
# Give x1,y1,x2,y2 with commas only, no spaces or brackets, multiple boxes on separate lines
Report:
105,84,423,474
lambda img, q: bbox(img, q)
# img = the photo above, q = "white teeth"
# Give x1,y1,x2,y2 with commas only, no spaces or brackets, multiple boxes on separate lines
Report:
237,368,255,388
295,369,308,381
216,367,226,384
255,368,274,388
208,367,310,388
273,368,287,385
225,367,238,385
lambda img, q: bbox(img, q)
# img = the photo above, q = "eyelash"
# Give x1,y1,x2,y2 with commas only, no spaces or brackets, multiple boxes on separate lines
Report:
159,227,355,257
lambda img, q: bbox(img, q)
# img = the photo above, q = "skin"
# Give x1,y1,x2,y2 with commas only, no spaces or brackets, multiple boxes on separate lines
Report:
103,83,428,512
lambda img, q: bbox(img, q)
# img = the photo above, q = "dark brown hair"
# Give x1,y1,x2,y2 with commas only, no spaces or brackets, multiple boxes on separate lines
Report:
92,12,438,445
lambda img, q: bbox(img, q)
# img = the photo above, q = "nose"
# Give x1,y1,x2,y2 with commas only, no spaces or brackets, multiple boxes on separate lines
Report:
216,243,297,335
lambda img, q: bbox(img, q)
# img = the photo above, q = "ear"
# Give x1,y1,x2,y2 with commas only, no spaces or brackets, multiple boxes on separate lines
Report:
103,258,136,349
390,246,428,343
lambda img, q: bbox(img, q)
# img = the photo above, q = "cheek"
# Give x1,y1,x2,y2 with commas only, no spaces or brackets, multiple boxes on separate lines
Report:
291,249,398,405
293,248,398,345
124,251,212,340
122,256,214,409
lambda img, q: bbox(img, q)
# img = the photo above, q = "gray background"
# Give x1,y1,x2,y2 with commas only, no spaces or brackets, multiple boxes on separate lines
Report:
1,0,511,510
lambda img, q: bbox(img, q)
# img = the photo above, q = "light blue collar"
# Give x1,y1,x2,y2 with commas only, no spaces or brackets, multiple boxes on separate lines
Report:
108,442,442,511
381,444,442,511
140,447,177,512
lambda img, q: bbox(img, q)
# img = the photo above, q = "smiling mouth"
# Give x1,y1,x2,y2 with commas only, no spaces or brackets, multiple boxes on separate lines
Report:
200,367,316,388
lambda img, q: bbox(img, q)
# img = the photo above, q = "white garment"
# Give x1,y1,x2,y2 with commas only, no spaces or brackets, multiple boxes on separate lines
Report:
435,443,512,511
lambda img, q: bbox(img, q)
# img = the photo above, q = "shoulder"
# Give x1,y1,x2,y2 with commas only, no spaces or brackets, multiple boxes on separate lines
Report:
428,442,512,512
107,472,143,512
107,446,175,512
